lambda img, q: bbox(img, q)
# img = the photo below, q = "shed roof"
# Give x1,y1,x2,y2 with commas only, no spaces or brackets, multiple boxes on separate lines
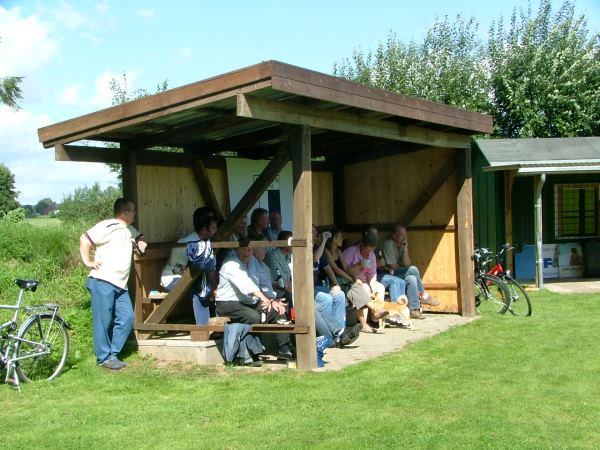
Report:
475,137,600,175
38,61,492,159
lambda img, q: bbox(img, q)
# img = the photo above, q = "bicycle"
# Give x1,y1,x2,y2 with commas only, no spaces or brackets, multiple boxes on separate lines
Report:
472,248,511,315
1,279,70,389
486,244,533,317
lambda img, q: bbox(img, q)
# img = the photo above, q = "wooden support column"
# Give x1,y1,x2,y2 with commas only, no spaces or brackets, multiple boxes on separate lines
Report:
504,170,516,273
456,148,476,316
191,158,224,222
291,125,317,370
121,146,145,333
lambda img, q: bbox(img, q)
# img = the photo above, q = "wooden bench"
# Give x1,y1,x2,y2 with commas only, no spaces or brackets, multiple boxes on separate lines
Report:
134,320,309,342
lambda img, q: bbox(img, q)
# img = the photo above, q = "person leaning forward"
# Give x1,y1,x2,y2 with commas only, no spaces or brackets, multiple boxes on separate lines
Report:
79,198,147,370
215,237,293,360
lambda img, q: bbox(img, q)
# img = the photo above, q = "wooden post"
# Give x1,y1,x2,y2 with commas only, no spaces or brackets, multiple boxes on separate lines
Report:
456,148,476,316
291,125,317,370
191,158,224,222
504,170,516,274
122,146,145,334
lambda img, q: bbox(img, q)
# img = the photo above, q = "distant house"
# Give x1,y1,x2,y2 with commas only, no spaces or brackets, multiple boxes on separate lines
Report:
473,137,600,284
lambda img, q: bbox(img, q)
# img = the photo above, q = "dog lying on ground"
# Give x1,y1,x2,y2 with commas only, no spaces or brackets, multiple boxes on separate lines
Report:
371,295,412,329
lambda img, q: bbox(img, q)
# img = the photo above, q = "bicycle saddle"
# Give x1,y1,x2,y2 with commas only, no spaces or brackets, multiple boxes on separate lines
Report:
15,279,39,291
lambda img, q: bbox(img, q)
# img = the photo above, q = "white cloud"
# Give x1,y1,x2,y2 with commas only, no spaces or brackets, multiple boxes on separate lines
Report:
57,84,82,106
137,9,155,19
0,106,117,205
0,6,58,77
50,2,87,30
90,69,140,107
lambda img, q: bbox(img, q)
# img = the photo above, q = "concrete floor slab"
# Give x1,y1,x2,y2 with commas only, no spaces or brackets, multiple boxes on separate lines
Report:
131,314,479,370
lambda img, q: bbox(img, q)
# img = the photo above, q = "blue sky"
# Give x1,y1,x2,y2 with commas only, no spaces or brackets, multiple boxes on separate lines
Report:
1,0,599,205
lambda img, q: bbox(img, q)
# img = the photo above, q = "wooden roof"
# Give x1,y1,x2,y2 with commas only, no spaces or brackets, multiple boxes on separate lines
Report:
38,61,493,158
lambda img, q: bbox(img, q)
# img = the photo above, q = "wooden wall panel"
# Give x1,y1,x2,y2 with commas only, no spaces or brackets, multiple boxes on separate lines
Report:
136,165,229,242
342,148,460,312
343,147,456,226
312,171,334,226
411,174,456,227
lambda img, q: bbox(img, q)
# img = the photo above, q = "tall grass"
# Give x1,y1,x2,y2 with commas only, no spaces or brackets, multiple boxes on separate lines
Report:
0,220,93,366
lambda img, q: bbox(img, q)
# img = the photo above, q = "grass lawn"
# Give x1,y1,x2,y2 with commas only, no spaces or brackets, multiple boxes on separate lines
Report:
1,290,599,449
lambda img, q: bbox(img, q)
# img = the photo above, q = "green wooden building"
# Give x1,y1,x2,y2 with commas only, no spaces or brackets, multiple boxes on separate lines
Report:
473,137,600,285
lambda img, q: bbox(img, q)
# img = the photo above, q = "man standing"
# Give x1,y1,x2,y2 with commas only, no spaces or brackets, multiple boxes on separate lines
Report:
382,224,440,319
79,198,147,370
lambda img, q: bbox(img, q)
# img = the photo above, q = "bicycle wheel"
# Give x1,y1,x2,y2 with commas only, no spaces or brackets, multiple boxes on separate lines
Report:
474,274,510,315
14,314,69,382
504,277,532,317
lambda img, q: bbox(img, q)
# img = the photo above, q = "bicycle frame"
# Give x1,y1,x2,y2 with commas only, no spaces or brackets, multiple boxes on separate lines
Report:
1,285,63,389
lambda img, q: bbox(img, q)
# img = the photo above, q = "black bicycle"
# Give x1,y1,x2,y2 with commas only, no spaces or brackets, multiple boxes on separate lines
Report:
486,244,533,317
472,248,511,315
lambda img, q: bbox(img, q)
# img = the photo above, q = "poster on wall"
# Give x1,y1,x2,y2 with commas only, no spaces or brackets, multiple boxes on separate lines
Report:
542,244,559,279
226,158,294,231
556,243,584,278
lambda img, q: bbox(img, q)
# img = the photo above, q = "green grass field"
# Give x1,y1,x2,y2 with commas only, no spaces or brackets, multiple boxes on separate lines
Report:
1,290,598,449
25,217,62,227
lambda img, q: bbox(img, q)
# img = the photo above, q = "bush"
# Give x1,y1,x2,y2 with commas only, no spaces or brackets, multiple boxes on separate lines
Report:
1,207,26,223
59,183,121,223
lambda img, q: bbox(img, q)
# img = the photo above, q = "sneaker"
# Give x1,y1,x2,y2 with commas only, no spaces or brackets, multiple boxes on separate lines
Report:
276,318,292,325
102,358,127,370
420,294,441,307
410,309,425,320
277,345,294,360
339,324,361,347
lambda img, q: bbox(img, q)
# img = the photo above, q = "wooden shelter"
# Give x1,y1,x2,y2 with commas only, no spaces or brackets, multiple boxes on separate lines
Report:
38,61,493,370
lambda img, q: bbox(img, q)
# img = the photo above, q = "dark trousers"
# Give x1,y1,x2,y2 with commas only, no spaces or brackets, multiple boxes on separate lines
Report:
216,301,290,349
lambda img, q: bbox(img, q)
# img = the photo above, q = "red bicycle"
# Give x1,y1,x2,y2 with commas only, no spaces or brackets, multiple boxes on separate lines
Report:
476,244,533,317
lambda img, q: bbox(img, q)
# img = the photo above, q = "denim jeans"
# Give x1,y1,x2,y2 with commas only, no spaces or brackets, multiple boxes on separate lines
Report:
394,266,425,310
86,277,134,364
314,286,346,338
379,274,406,302
192,295,211,325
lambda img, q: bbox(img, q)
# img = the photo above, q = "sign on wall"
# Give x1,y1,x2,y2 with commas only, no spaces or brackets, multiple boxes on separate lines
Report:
226,158,294,231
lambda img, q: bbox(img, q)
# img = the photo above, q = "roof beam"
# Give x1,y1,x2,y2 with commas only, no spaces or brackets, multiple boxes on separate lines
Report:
236,94,471,149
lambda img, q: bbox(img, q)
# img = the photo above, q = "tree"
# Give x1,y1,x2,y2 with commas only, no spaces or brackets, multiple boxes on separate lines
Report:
334,0,600,139
334,14,489,113
34,197,57,215
0,37,23,109
0,163,19,215
59,183,121,223
488,0,600,137
106,73,172,181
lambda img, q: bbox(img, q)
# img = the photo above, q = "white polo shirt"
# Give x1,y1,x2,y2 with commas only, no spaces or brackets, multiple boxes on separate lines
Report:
85,219,140,289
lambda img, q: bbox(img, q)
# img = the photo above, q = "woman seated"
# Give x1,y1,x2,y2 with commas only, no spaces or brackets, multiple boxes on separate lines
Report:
324,229,388,333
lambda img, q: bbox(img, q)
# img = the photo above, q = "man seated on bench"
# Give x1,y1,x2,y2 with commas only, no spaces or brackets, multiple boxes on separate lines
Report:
265,230,293,304
382,224,440,319
215,236,293,360
160,207,217,325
